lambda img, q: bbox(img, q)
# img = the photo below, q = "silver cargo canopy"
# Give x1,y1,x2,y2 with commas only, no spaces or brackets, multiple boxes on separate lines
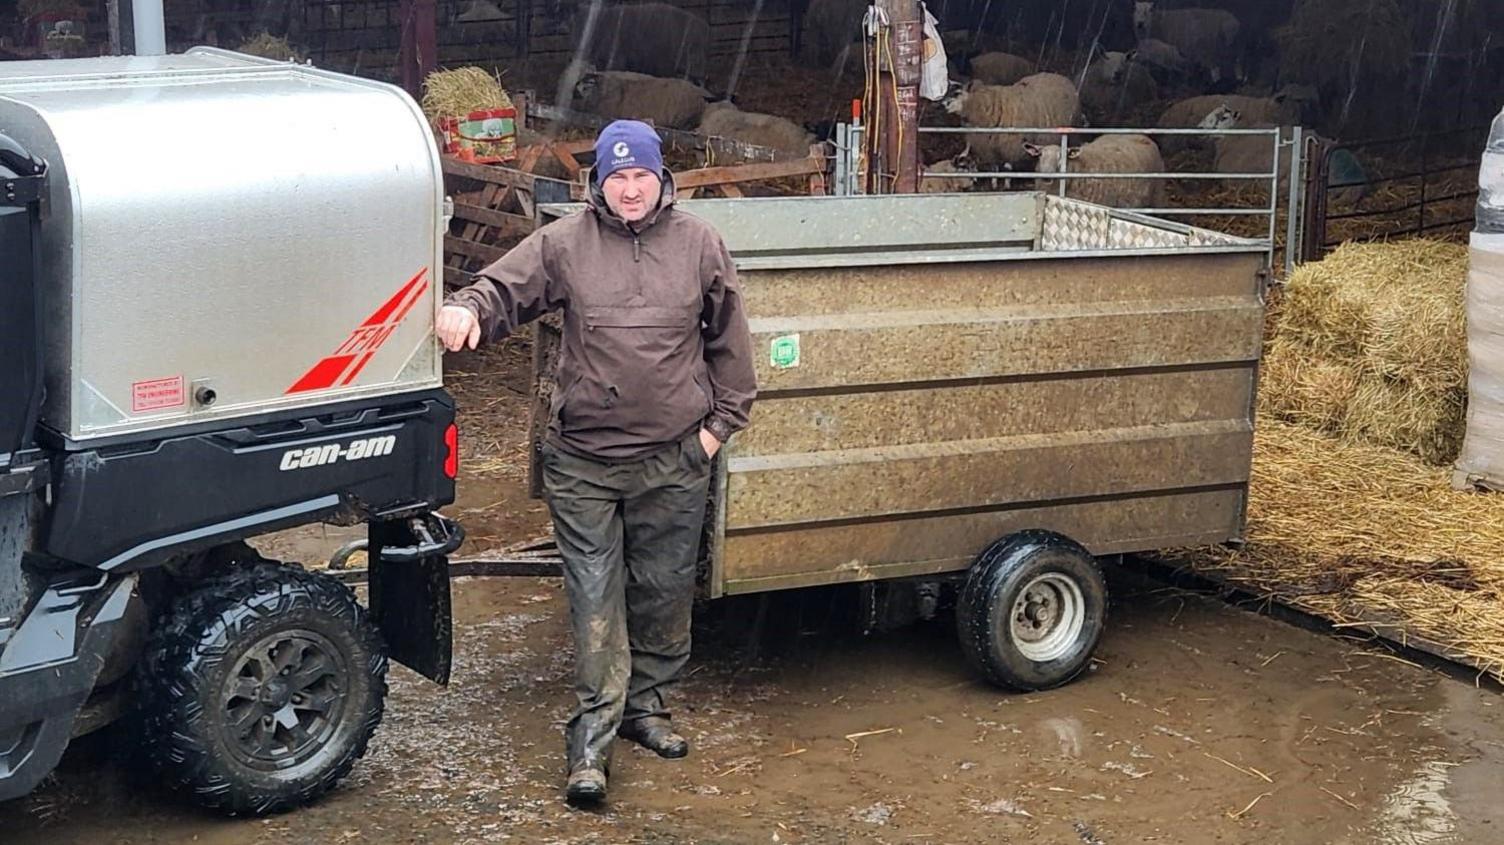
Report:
0,48,444,443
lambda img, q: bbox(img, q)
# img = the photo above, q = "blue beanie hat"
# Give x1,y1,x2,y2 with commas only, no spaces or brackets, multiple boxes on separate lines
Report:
593,119,664,186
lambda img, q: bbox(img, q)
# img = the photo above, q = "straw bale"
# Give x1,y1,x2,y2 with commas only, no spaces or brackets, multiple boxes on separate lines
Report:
1259,240,1469,465
1258,339,1360,432
1343,377,1466,466
422,67,514,124
238,33,303,63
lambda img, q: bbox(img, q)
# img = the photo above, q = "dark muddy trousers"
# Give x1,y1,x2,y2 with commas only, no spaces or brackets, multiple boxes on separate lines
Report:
540,432,713,769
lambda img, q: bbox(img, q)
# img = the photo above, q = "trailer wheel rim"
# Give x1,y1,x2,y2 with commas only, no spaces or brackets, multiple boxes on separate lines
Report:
222,628,350,771
1009,573,1087,663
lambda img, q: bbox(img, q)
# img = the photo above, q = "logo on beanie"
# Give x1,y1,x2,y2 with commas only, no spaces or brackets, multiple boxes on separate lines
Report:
613,141,631,158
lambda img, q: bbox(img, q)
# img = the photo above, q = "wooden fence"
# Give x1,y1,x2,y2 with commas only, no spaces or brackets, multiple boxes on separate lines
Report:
289,0,793,82
442,135,827,285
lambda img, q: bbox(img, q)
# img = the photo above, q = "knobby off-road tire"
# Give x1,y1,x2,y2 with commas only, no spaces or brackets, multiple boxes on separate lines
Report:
956,530,1108,691
135,559,387,815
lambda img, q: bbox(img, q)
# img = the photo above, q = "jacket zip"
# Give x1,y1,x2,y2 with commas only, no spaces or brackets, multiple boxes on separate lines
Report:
632,234,641,263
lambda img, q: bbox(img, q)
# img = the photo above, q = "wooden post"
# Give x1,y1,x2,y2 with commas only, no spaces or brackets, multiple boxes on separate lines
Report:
399,0,437,99
876,0,923,194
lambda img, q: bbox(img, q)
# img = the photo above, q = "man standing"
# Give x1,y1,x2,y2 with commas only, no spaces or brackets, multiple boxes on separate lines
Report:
436,120,757,804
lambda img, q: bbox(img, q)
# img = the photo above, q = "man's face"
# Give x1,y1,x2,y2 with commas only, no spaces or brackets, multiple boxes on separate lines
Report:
602,167,662,223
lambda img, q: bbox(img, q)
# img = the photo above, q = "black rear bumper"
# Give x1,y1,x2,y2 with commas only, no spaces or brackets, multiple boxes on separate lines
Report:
42,389,458,573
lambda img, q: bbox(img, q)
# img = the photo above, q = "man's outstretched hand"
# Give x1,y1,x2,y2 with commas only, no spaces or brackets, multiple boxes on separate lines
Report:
437,305,481,352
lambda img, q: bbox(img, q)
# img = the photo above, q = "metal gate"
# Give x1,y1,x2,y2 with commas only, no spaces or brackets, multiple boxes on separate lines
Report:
1299,124,1489,263
833,122,1306,274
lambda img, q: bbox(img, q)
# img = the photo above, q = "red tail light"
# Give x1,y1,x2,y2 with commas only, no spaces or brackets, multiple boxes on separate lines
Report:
443,422,458,479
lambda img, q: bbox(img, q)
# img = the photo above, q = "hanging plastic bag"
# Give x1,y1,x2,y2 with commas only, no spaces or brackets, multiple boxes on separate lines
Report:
919,4,949,101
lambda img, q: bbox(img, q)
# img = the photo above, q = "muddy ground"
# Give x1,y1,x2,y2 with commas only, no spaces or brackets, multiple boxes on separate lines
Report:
5,341,1504,844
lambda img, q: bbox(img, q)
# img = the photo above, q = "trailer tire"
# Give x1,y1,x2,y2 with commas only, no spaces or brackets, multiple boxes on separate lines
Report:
135,558,387,815
955,531,1106,691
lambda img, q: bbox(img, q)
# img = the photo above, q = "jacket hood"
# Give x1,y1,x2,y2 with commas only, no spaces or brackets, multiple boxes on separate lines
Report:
585,166,678,233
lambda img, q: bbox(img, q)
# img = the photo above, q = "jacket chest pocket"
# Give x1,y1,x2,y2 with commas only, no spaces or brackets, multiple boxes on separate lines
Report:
583,306,698,357
584,306,697,329
563,305,705,429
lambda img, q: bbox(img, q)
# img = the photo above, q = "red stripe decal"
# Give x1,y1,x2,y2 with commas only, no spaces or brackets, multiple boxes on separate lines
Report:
362,269,428,327
391,279,431,324
285,267,431,395
340,351,377,386
288,354,357,394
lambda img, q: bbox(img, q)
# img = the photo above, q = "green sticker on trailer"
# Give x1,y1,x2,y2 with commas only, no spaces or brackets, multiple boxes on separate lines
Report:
770,334,801,369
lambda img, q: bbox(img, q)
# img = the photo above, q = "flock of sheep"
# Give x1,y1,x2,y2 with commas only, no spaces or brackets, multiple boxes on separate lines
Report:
548,0,1353,209
554,1,820,158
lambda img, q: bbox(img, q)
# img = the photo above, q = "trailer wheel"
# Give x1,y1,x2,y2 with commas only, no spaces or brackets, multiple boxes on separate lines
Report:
955,531,1106,691
136,558,387,815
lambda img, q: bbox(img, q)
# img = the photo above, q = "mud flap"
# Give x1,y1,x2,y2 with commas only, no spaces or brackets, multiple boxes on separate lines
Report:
0,573,138,803
368,519,453,685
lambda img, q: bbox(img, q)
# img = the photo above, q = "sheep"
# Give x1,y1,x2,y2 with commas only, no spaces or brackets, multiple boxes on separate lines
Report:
1157,89,1307,155
920,153,979,193
1080,50,1159,126
966,51,1035,86
568,2,711,85
1161,93,1299,132
800,0,868,69
1025,134,1167,209
941,72,1081,171
698,101,816,158
1129,38,1197,87
574,71,713,131
1132,1,1242,85
941,29,1010,59
1213,132,1291,188
1154,101,1239,157
1198,104,1241,129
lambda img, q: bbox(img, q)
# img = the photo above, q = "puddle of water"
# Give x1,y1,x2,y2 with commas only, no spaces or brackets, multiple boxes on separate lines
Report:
1373,761,1461,845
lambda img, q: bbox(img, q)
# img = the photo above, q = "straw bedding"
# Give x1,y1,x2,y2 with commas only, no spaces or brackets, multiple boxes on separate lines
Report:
1177,419,1504,679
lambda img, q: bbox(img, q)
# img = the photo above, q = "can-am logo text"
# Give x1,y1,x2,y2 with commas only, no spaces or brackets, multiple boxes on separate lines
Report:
279,435,397,471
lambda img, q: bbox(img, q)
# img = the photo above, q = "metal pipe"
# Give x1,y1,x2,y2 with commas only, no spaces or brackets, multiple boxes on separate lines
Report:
1265,128,1281,269
1100,208,1275,217
916,126,1281,136
1324,190,1479,220
1284,126,1304,277
1359,162,1480,185
951,170,1273,180
1057,134,1068,198
834,123,849,197
132,0,166,56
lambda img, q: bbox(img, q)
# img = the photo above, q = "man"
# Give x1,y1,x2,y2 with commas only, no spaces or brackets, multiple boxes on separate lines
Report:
436,119,757,804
